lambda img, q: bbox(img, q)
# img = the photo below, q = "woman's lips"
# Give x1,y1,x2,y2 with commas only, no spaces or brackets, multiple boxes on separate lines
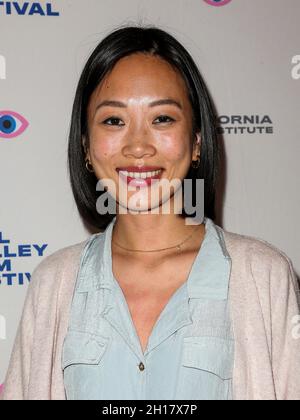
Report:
116,169,163,188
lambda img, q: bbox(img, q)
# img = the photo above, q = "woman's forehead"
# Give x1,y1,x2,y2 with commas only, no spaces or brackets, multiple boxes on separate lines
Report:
88,54,190,111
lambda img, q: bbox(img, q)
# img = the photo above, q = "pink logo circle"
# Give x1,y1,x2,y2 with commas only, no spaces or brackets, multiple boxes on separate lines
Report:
204,0,232,6
0,383,4,395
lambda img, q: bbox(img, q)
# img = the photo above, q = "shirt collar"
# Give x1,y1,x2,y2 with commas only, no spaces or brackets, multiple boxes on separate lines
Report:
77,215,231,300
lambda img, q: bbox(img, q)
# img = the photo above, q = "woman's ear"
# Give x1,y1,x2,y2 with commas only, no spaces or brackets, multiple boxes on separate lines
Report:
82,136,89,158
192,132,201,160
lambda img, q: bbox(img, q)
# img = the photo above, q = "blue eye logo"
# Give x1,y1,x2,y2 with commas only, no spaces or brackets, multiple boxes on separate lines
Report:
204,0,232,6
0,110,29,139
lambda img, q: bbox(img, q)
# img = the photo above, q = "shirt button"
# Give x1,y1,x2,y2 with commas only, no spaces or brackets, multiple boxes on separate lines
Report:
138,362,145,371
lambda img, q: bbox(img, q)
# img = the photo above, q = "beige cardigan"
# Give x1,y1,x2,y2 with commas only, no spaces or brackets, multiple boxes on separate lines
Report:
1,227,300,400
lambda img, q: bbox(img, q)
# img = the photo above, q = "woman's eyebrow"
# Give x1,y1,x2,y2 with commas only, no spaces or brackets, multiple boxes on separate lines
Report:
95,98,183,111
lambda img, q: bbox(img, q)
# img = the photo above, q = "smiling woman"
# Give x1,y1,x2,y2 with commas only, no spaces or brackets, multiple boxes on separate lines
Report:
1,24,299,401
68,26,218,231
83,52,204,223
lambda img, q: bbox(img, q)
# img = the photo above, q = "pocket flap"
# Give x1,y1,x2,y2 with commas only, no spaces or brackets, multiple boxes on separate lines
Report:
182,336,234,380
62,330,109,369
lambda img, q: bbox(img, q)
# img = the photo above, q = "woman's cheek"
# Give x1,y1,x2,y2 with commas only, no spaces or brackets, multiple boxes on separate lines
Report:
90,135,119,163
157,132,189,161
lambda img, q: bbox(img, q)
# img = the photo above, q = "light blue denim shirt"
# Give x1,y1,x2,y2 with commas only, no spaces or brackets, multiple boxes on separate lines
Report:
62,216,234,400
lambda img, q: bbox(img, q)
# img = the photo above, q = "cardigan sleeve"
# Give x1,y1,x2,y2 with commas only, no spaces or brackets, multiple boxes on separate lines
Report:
0,241,87,401
270,254,300,400
0,263,41,400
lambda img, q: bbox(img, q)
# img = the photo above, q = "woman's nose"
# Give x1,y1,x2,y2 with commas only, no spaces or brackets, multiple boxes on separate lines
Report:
122,125,156,159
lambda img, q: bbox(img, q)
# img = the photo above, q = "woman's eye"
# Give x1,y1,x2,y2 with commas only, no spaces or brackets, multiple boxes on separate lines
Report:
102,117,125,126
101,115,175,126
154,115,175,124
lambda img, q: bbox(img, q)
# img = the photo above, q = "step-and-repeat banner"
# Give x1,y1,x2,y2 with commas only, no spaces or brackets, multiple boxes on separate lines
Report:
1,0,299,391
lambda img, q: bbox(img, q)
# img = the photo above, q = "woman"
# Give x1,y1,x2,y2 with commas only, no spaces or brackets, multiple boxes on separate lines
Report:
1,25,300,400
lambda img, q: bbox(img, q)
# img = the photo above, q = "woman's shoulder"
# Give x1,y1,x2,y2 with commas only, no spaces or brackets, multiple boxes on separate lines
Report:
220,226,298,294
221,226,294,269
29,233,105,293
34,239,89,275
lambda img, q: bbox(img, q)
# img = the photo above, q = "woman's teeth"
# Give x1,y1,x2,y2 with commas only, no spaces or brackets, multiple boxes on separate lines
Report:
119,170,162,179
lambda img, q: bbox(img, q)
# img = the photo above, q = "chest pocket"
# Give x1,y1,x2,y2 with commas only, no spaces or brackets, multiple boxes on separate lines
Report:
176,336,234,400
62,330,110,400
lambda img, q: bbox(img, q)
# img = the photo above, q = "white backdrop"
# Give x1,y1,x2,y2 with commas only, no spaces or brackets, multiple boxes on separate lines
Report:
1,0,299,389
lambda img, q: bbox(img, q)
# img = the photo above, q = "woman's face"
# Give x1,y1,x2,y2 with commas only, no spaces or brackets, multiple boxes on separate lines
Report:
85,53,201,214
